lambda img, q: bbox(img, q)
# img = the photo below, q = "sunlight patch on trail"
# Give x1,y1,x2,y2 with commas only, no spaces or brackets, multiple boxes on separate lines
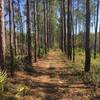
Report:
33,49,66,69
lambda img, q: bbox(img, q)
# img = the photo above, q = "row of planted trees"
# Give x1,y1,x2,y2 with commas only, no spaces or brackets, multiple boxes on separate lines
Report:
60,0,100,72
0,0,57,76
0,0,100,76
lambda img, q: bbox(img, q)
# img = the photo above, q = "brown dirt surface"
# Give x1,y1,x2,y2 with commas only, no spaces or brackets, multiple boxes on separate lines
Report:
7,50,100,100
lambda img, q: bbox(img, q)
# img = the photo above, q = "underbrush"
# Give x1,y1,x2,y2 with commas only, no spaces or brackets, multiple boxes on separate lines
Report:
5,55,24,71
73,49,100,85
83,68,100,85
3,83,31,100
5,55,34,72
0,70,7,95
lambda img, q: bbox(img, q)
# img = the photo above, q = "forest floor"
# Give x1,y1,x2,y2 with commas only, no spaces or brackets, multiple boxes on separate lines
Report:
3,49,100,100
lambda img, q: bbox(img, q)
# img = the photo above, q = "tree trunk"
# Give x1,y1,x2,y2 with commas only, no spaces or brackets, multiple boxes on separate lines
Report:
26,0,32,64
85,0,91,72
1,0,6,61
72,1,75,62
9,0,14,76
94,0,99,59
46,0,49,51
63,0,66,53
60,0,64,52
0,0,4,70
37,1,40,58
67,0,72,60
34,0,38,62
12,2,17,55
43,0,47,54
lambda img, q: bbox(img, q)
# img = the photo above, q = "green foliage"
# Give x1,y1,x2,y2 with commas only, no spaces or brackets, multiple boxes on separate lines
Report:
16,85,30,97
73,49,100,85
5,56,11,69
39,47,45,57
83,66,100,85
90,65,100,84
3,83,30,100
0,70,7,94
5,55,24,71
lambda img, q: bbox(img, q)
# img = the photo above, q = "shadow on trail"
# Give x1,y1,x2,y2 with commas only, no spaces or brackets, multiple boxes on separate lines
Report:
29,66,100,99
7,50,100,99
13,66,99,100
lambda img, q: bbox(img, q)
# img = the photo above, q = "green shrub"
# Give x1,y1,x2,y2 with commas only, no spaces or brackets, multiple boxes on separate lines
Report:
5,56,11,69
83,66,100,85
16,85,30,97
39,47,45,57
91,66,100,84
5,56,20,71
0,70,7,94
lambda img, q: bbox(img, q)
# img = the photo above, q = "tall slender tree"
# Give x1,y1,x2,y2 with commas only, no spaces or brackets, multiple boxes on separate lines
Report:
85,0,91,72
0,0,4,70
94,0,99,59
12,1,17,55
43,0,47,54
63,0,66,53
2,0,6,61
46,0,49,51
60,0,64,52
67,0,72,60
9,0,14,76
26,0,32,64
99,26,100,54
72,0,75,61
34,0,38,62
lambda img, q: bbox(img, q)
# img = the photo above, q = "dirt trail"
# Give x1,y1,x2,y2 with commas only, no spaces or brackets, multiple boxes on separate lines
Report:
33,50,66,69
10,50,100,100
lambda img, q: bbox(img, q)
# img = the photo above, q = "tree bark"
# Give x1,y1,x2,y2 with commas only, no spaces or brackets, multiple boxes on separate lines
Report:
67,0,72,60
26,0,32,64
94,0,99,59
34,0,38,62
12,1,17,55
43,0,47,54
1,0,6,61
60,0,64,52
0,0,4,70
85,0,91,72
63,0,66,53
9,0,14,76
